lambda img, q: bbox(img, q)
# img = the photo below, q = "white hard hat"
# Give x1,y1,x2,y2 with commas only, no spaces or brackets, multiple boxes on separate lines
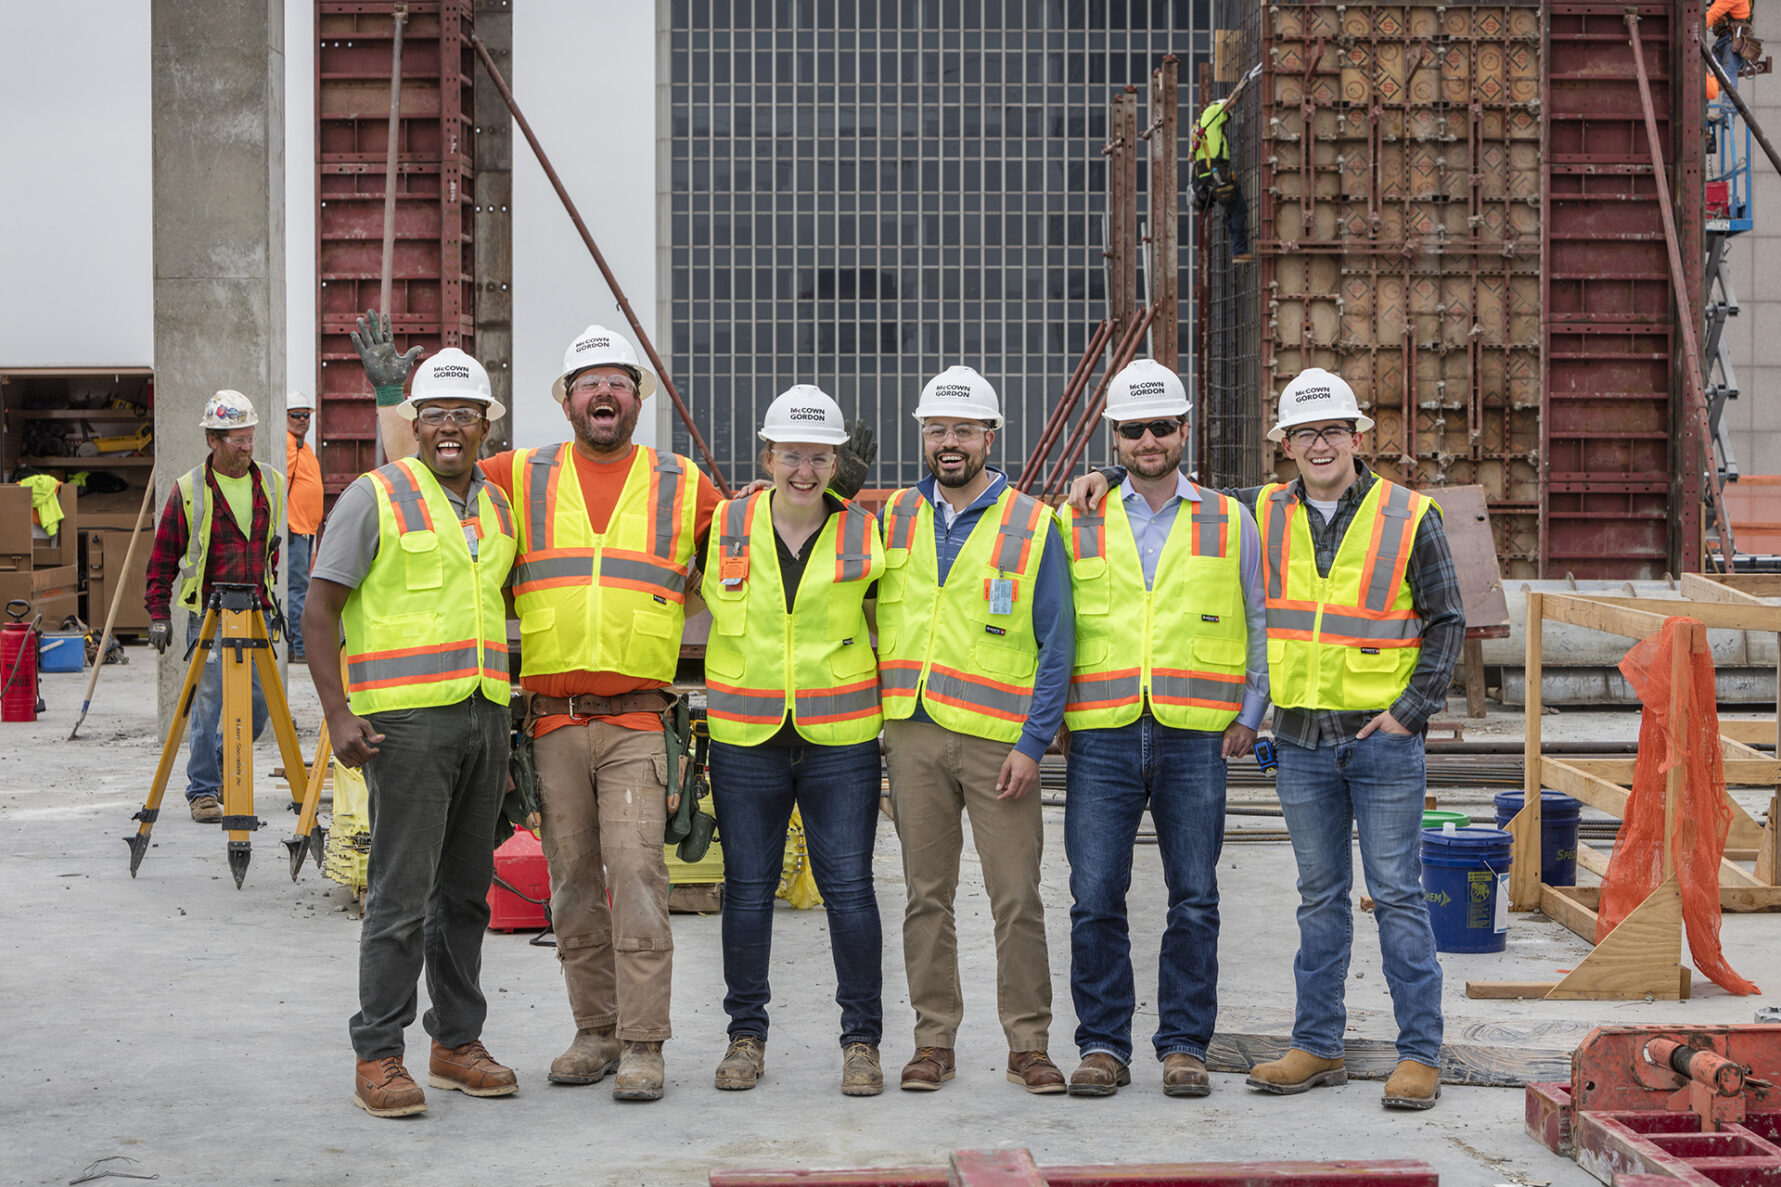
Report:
911,365,1002,429
1267,367,1373,442
1102,359,1190,422
551,323,658,403
759,384,848,445
286,390,314,411
400,348,506,421
200,390,258,430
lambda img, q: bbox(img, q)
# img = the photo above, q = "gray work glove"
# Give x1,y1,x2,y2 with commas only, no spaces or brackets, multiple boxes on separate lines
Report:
833,419,878,501
349,309,423,389
148,619,171,654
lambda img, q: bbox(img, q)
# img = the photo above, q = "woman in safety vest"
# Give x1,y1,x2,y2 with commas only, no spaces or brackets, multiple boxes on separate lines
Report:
701,384,887,1097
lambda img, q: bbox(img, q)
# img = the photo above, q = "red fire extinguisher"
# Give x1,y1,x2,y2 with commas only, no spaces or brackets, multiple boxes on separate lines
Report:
2,599,44,723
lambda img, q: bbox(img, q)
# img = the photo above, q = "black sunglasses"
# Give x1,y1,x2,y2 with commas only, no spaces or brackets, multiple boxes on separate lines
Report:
1114,418,1183,441
288,410,312,418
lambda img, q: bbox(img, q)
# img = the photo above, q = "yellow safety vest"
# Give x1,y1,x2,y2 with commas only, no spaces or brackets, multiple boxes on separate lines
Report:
876,483,1052,744
1059,486,1249,732
703,492,885,746
341,458,517,715
173,461,286,612
1256,477,1433,711
509,443,699,682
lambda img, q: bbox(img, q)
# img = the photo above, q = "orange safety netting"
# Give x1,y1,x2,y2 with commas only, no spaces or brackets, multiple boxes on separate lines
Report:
1599,616,1759,994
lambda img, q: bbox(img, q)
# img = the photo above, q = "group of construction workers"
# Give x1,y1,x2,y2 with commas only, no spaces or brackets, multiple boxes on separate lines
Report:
146,316,1461,1121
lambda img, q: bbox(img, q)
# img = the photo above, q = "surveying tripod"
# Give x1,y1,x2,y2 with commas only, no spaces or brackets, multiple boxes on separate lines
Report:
126,584,329,887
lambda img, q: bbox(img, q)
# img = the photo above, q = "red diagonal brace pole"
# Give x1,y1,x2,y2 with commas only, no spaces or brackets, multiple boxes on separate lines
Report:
1626,13,1736,569
1017,318,1114,493
469,33,732,495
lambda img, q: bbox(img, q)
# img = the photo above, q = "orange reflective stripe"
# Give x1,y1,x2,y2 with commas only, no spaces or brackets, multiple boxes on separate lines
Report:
1066,667,1142,712
1070,509,1106,560
599,548,690,601
1149,667,1245,709
879,658,923,698
886,488,925,552
484,483,515,538
346,640,485,691
793,677,881,723
706,679,787,724
369,464,435,534
924,663,1031,723
1358,483,1420,613
648,450,688,561
512,547,598,594
1190,492,1229,557
991,492,1044,573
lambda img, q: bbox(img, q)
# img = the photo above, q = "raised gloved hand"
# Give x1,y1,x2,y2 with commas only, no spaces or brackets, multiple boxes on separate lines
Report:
349,309,423,395
148,619,171,654
833,419,878,500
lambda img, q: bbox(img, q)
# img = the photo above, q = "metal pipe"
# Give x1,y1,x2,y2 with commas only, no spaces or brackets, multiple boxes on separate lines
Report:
1625,14,1737,568
1042,306,1157,497
468,33,733,495
1701,45,1781,180
1017,319,1113,492
374,5,408,468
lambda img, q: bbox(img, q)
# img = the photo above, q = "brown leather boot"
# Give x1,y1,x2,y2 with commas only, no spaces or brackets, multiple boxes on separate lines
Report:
1067,1052,1130,1097
354,1056,426,1118
899,1046,955,1091
189,795,221,823
1162,1053,1211,1098
428,1039,517,1097
840,1043,883,1096
714,1035,766,1091
1382,1060,1441,1110
548,1027,621,1085
1007,1050,1066,1095
613,1041,665,1101
1245,1048,1347,1095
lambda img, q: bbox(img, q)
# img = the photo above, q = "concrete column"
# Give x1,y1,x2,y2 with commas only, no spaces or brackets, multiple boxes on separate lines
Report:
151,0,286,729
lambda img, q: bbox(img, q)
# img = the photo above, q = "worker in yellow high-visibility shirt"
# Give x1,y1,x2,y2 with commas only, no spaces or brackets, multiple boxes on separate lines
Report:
701,384,887,1098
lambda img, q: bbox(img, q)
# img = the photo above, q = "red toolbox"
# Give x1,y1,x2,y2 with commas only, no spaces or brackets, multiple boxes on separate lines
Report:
488,829,550,932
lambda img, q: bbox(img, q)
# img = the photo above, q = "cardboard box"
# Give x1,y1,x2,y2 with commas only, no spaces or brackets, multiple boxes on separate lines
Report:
0,486,33,570
32,485,78,568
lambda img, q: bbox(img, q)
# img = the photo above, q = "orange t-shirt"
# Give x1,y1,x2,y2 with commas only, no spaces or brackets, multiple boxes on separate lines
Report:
481,444,721,736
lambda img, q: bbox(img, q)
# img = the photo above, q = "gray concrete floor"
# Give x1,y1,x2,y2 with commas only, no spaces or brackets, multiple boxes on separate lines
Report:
3,654,1776,1186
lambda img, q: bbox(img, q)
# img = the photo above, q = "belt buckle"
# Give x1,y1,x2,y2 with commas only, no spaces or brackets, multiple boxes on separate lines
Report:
565,694,590,721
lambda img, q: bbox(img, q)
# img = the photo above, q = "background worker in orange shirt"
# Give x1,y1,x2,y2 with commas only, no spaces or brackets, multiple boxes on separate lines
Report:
1706,0,1754,101
284,390,323,661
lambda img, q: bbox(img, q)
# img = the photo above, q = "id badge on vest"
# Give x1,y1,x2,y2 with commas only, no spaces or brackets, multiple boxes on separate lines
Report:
462,519,480,561
987,576,1014,615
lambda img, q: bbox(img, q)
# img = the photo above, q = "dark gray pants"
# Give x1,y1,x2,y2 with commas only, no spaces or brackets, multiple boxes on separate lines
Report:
349,695,510,1060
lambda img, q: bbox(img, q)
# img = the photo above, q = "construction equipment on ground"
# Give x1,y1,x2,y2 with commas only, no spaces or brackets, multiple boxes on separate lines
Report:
713,1149,1439,1186
125,585,324,887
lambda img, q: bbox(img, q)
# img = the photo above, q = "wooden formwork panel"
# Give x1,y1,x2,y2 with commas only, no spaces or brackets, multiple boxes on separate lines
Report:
1257,3,1543,576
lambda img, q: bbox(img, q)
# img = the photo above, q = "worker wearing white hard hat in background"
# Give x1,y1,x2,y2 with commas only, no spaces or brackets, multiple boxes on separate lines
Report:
284,390,323,660
303,349,520,1118
1067,364,1464,1111
1053,359,1268,1099
143,390,286,823
702,384,888,1097
877,364,1075,1095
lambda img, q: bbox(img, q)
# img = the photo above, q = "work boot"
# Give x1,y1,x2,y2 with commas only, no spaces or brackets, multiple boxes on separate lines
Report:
1006,1050,1067,1095
427,1039,518,1097
840,1043,883,1097
1067,1052,1130,1097
1245,1048,1347,1095
613,1040,665,1101
899,1046,955,1091
1382,1060,1441,1110
548,1027,621,1085
1162,1053,1211,1098
714,1035,766,1091
353,1056,426,1118
189,795,221,823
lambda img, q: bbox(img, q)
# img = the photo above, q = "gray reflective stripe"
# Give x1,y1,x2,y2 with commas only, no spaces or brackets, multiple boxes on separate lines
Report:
381,465,432,534
513,555,596,585
602,555,689,594
486,485,515,537
926,667,1032,718
1072,512,1105,560
652,451,685,560
349,642,483,686
1263,486,1292,600
1364,483,1416,612
720,496,752,561
525,443,563,547
837,505,871,581
1192,497,1228,557
794,683,881,719
992,492,1040,572
1150,672,1243,705
879,665,922,691
707,686,785,719
1069,670,1140,700
887,489,924,551
177,467,208,595
1265,606,1422,642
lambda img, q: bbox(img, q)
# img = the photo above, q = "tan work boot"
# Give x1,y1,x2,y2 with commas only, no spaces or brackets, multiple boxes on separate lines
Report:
1162,1053,1211,1098
427,1039,518,1097
548,1027,621,1085
189,795,222,823
840,1043,883,1096
714,1035,766,1091
354,1056,426,1118
899,1046,955,1091
1007,1050,1067,1095
613,1040,666,1101
1245,1048,1347,1095
1382,1059,1441,1110
1067,1052,1130,1097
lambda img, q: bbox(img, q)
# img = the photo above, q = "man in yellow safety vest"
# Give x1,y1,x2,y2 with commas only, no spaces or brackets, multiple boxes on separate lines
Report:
303,349,519,1118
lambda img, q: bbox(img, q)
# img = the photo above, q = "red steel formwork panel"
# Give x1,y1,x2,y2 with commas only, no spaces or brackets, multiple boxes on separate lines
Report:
315,1,476,497
1542,1,1704,577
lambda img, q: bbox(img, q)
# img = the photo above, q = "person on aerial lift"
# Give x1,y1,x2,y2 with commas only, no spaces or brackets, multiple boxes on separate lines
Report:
1706,0,1756,101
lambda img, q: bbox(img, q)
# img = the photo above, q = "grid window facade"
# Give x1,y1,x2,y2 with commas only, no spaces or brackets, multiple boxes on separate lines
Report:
665,0,1210,490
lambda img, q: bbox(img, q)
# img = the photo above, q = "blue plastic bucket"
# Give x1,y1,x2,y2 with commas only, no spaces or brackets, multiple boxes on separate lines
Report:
1493,790,1582,887
37,633,84,673
1421,826,1513,954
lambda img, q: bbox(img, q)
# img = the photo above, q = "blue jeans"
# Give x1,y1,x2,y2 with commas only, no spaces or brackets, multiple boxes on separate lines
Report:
286,532,313,658
1275,731,1443,1067
183,613,269,803
1065,719,1225,1065
709,738,884,1047
1715,32,1743,91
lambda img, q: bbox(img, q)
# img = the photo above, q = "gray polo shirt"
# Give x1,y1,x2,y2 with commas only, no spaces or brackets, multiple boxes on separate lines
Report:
311,468,488,591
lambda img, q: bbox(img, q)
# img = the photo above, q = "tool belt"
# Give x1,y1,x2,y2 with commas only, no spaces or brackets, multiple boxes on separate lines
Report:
528,689,678,720
1735,25,1764,61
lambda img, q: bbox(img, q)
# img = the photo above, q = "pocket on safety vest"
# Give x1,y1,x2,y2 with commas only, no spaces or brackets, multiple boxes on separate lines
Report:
1192,635,1247,673
519,605,556,655
704,641,745,681
710,584,747,636
1073,637,1109,670
626,607,677,669
400,531,443,591
1070,555,1110,615
877,548,910,603
973,639,1036,681
831,638,876,679
1345,647,1401,673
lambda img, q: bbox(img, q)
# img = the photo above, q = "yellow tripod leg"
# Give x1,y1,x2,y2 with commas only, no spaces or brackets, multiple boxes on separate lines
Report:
287,713,332,880
217,604,258,888
127,607,217,877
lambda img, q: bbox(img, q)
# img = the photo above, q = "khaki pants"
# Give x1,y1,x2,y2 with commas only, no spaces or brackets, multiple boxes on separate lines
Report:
533,720,673,1042
884,719,1052,1052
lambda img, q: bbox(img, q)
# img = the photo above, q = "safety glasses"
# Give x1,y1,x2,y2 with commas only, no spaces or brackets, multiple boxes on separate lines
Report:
1114,418,1183,441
